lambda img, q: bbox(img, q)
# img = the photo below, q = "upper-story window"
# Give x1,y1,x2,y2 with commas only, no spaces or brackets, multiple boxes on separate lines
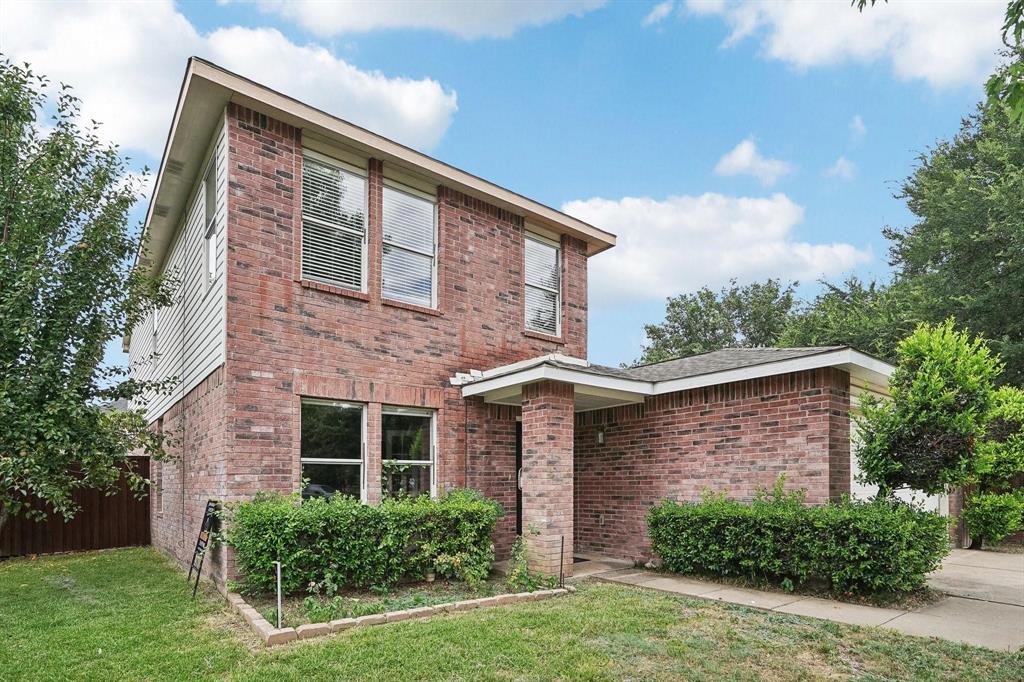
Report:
202,160,217,290
524,232,561,336
382,181,436,308
301,151,367,291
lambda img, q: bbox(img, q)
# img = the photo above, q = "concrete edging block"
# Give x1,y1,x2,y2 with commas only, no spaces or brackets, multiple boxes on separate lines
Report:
225,583,573,647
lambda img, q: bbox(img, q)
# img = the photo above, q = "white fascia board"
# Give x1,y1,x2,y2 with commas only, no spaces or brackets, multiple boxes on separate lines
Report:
650,348,893,395
460,365,652,400
458,349,895,402
450,353,587,386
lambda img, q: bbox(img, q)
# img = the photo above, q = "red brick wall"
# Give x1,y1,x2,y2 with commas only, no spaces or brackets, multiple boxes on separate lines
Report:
150,366,229,582
521,380,575,576
465,400,520,558
221,100,585,490
574,368,851,563
151,103,590,575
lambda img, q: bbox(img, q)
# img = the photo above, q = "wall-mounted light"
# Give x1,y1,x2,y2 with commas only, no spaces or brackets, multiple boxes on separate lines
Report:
597,430,605,445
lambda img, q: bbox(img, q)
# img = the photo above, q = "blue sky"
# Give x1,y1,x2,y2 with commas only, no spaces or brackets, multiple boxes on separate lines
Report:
3,0,1008,367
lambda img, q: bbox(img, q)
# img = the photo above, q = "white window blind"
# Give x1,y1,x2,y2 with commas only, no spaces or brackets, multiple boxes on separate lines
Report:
524,233,560,335
382,183,436,307
301,153,367,290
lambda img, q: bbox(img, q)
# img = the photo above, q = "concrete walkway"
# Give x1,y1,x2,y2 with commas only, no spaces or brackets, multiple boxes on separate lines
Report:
589,549,1024,652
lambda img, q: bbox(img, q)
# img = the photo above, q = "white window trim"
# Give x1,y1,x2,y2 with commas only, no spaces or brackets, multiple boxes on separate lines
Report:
381,406,436,498
299,398,367,503
381,181,438,309
300,150,370,293
524,231,562,337
152,307,160,354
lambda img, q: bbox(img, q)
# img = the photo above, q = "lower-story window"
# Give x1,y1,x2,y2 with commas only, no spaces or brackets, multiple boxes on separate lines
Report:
381,407,434,498
300,399,364,501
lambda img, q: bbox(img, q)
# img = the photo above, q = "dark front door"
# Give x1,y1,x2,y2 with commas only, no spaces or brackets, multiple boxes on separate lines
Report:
515,421,523,536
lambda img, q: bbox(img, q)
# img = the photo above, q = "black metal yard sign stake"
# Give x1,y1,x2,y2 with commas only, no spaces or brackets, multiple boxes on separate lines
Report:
188,500,219,598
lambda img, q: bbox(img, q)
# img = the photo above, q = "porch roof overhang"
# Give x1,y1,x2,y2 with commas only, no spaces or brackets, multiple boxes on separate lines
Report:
450,348,893,413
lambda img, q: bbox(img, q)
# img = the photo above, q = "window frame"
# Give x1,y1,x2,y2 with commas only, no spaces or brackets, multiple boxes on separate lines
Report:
300,149,369,293
381,179,438,309
152,306,160,354
524,231,562,337
299,398,367,503
380,406,436,499
202,159,218,293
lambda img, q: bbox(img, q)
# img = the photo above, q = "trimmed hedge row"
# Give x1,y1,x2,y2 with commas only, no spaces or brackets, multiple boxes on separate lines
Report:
647,491,949,594
222,489,502,594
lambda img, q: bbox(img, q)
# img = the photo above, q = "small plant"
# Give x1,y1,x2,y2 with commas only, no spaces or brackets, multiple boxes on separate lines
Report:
505,531,557,592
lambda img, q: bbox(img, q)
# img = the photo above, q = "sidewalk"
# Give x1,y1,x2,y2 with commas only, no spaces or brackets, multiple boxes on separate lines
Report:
592,559,1024,652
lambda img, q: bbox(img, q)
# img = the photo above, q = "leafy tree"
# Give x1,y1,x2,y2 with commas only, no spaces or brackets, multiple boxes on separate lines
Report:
886,88,1024,385
779,277,925,362
0,60,173,533
963,386,1024,546
855,321,1002,497
639,279,796,364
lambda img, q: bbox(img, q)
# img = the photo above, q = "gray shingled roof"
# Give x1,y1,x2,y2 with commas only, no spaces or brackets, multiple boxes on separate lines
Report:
618,346,849,382
463,346,854,387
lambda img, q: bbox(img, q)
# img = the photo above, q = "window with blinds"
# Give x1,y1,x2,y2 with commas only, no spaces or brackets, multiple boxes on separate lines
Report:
382,182,436,307
524,233,561,336
301,153,367,290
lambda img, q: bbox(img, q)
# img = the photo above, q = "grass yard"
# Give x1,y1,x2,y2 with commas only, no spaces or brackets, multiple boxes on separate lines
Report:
1,548,1021,681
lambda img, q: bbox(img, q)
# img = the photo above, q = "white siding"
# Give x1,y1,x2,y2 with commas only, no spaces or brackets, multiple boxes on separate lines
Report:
128,115,228,422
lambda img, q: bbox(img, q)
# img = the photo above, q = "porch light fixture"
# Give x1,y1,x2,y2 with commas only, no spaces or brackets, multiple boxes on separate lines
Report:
597,430,605,445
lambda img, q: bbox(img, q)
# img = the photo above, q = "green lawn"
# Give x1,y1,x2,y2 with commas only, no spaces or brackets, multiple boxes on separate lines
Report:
1,548,1020,681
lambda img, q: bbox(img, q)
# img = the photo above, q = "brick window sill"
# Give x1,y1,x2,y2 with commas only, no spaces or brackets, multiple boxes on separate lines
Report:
300,279,370,302
523,329,565,345
382,298,443,317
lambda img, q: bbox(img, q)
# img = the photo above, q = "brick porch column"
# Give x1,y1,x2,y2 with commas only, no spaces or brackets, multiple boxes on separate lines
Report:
520,380,574,578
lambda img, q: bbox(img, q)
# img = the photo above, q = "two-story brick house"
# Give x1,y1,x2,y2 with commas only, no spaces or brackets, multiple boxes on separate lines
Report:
129,59,897,583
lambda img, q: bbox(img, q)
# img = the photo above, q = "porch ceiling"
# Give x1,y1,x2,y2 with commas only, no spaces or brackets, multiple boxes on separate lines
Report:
481,382,645,413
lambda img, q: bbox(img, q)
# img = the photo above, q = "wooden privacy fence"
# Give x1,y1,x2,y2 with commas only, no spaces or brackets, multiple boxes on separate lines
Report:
0,456,150,558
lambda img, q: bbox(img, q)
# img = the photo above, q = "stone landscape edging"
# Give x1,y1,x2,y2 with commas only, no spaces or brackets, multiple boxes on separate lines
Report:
226,586,575,647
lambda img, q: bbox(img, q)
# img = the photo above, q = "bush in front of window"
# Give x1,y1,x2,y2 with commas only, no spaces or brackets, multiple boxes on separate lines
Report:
222,488,502,594
646,480,950,595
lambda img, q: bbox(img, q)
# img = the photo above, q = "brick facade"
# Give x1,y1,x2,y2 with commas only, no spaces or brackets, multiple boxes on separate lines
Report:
149,102,861,580
150,104,588,576
573,368,852,563
521,380,575,577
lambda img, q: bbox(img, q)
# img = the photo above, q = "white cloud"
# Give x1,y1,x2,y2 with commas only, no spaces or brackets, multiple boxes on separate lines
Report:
824,156,856,181
563,193,871,305
850,114,867,140
248,0,605,39
643,1,675,27
1,1,459,157
714,138,793,186
686,0,1004,89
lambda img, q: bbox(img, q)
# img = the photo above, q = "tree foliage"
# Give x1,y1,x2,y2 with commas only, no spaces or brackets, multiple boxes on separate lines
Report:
885,90,1024,385
0,60,172,531
778,277,923,362
855,320,1002,496
964,385,1024,544
639,279,796,364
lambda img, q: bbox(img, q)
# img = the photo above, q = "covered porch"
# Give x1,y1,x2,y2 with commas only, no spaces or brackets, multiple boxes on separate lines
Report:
453,349,894,578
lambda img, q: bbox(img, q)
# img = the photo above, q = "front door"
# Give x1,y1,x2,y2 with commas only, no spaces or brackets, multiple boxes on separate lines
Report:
515,421,523,536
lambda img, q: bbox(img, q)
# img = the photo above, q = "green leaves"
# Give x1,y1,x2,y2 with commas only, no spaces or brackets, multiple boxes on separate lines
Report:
856,320,1002,496
639,278,797,364
0,59,172,527
221,489,502,595
647,490,949,595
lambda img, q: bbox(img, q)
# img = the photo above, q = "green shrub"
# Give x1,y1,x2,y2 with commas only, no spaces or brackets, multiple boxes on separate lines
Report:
647,489,949,594
962,492,1024,544
222,489,501,594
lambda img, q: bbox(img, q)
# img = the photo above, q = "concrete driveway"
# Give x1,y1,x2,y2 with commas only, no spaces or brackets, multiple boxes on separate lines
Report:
589,548,1024,651
927,549,1023,606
